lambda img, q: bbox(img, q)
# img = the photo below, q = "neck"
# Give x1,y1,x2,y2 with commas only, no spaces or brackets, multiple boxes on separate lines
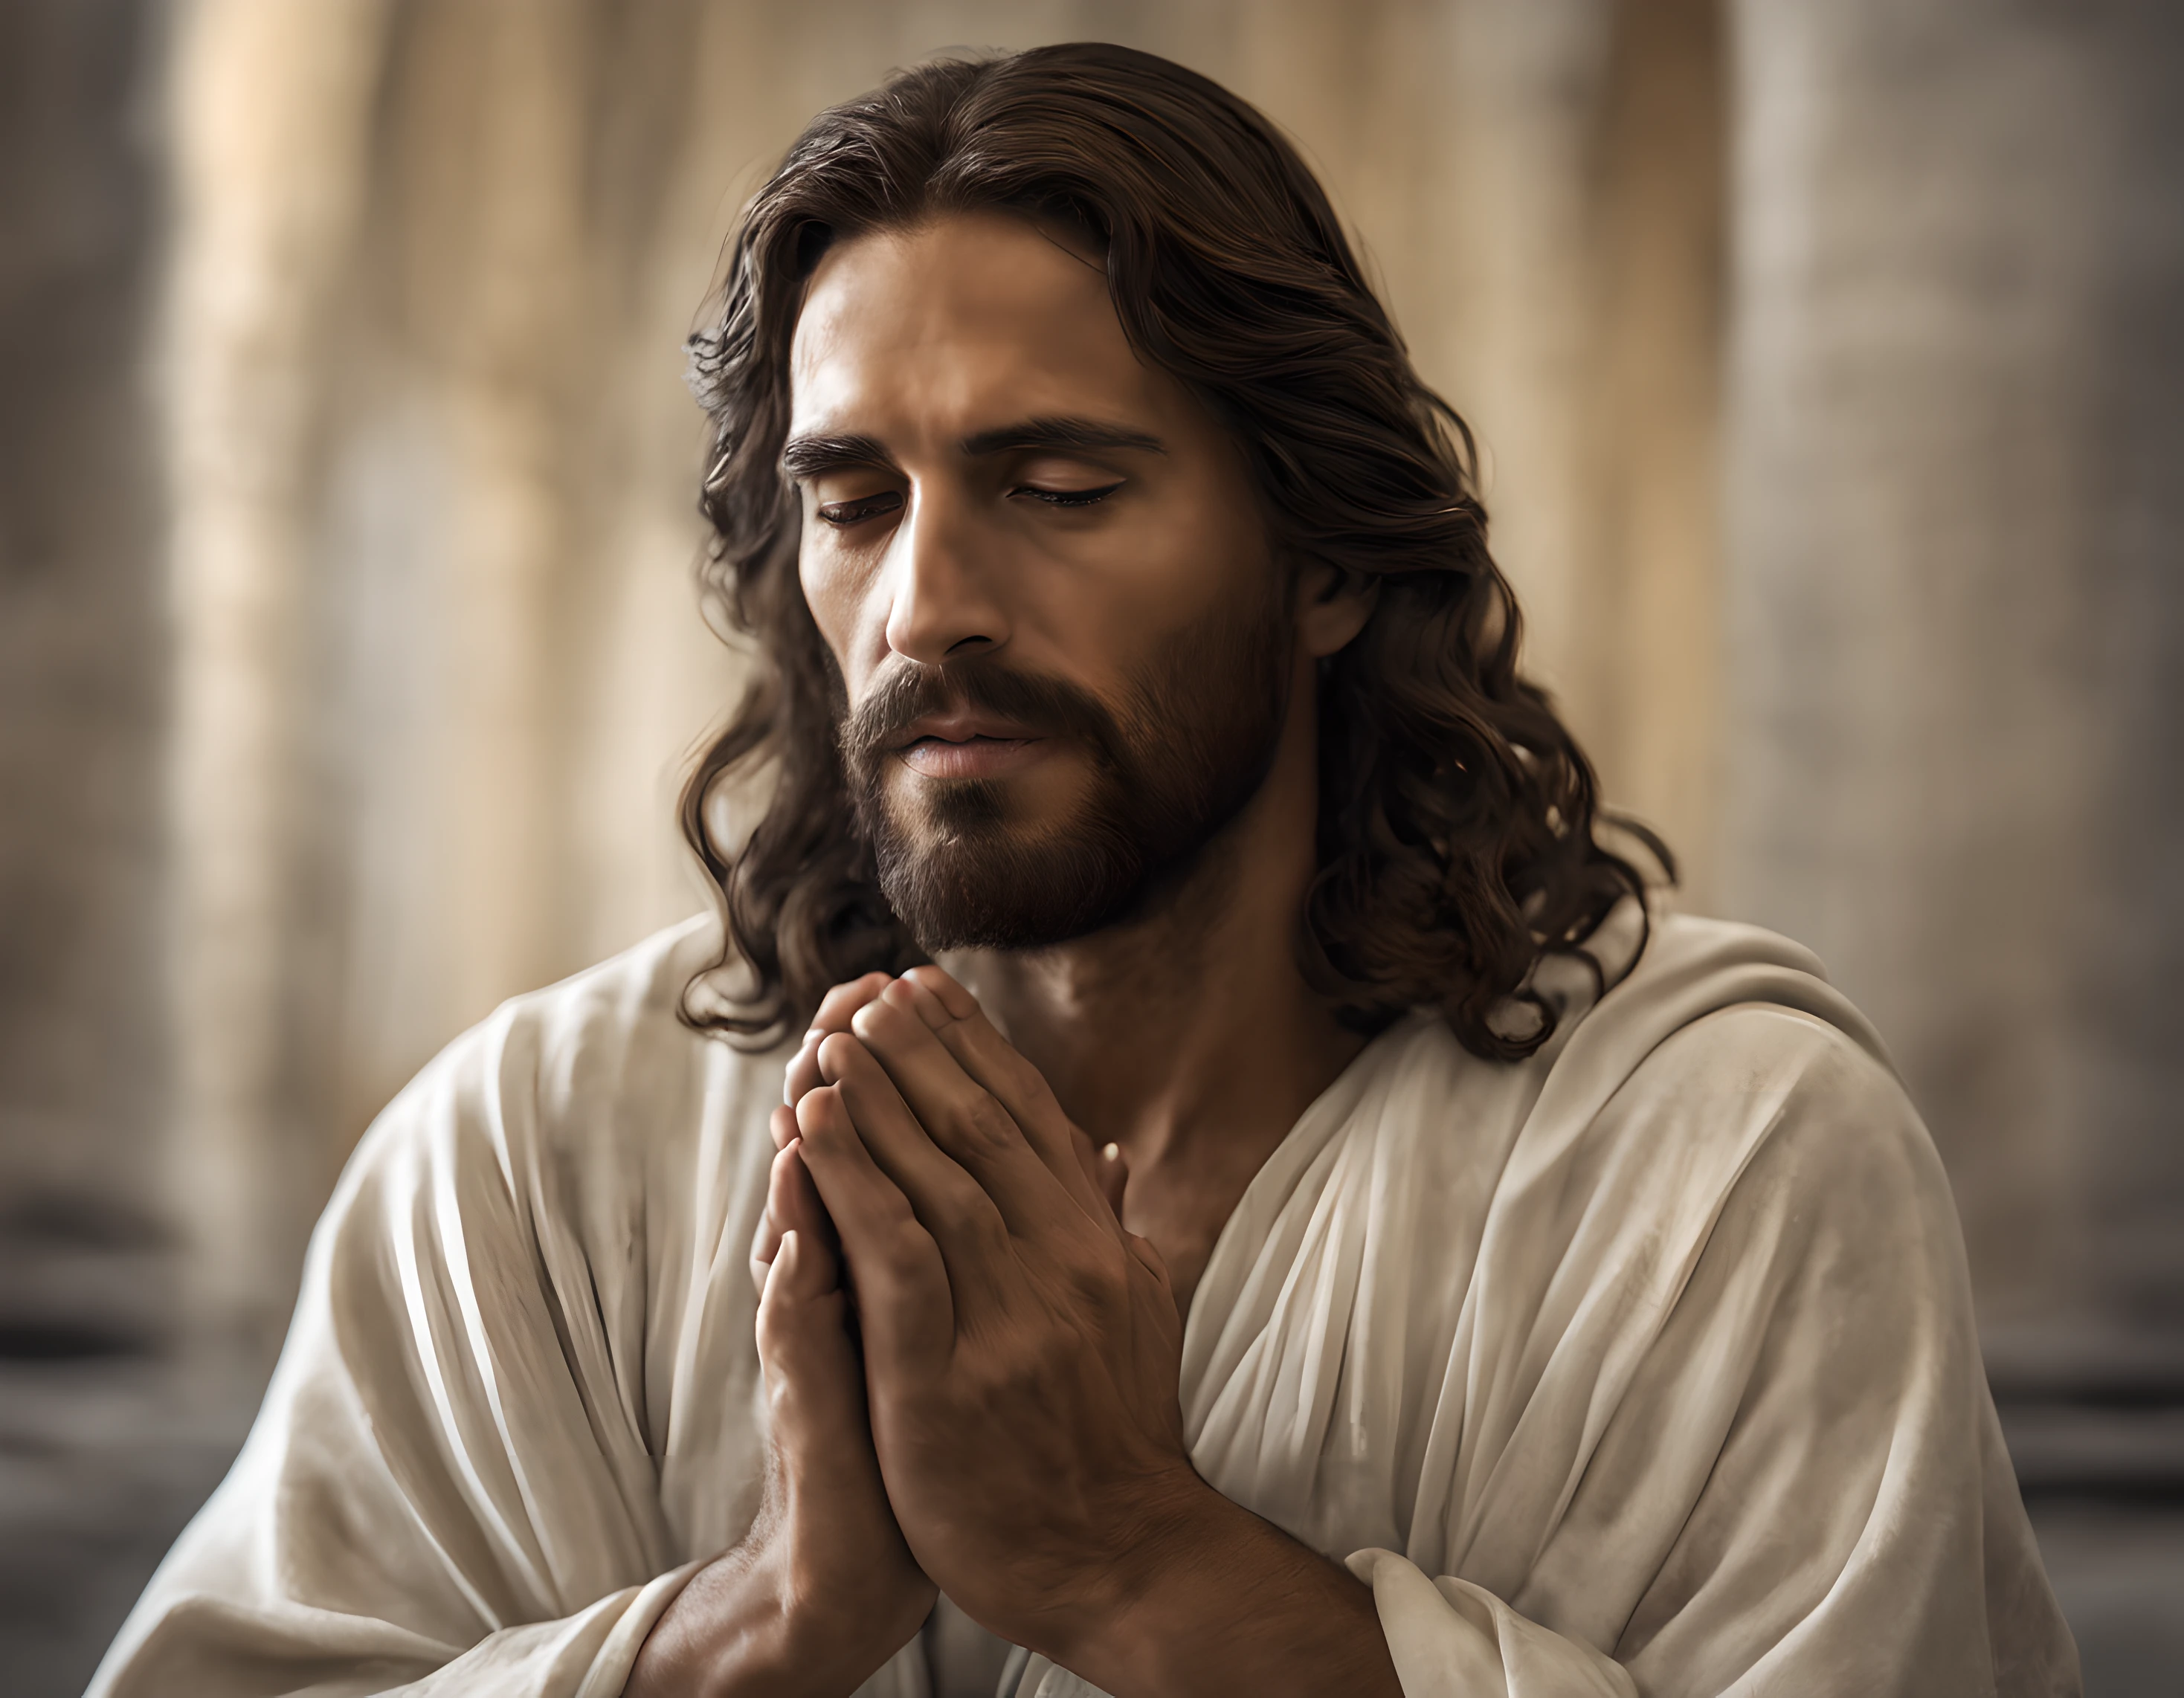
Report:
945,653,1366,1171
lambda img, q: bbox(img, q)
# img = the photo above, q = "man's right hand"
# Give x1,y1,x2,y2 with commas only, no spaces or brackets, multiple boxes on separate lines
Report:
625,978,934,1697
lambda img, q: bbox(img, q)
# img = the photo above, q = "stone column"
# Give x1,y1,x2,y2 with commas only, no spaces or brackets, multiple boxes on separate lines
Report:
165,0,392,1352
1721,0,2184,1358
0,5,257,1688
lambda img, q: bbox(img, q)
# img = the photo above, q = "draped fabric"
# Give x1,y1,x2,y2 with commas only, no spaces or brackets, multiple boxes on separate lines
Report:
88,905,2078,1697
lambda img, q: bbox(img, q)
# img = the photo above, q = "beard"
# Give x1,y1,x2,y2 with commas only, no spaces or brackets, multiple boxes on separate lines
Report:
839,593,1293,953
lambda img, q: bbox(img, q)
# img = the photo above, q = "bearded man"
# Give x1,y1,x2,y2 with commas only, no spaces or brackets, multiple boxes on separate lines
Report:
93,42,2078,1698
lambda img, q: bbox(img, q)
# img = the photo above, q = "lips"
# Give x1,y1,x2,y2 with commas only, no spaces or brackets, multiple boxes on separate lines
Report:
845,659,1115,792
889,708,1040,750
890,711,1049,781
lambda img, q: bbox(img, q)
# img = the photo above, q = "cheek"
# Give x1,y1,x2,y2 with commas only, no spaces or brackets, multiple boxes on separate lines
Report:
797,538,873,671
1101,507,1273,648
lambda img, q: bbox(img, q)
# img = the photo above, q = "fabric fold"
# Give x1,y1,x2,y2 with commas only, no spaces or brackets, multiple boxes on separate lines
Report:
1347,1548,1639,1698
90,906,2076,1698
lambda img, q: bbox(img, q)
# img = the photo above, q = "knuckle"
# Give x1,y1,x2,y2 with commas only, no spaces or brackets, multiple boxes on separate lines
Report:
818,972,886,1017
930,1185,1005,1249
880,1221,932,1282
793,1085,838,1141
971,1354,1035,1408
815,1031,864,1076
1062,1242,1130,1311
906,965,978,1019
848,998,906,1045
893,978,951,1030
955,1093,1017,1156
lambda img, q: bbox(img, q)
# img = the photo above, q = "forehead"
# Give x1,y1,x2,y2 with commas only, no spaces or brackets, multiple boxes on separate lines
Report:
787,213,1161,437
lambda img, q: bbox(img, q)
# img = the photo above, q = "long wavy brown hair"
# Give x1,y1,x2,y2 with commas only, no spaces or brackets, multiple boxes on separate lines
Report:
680,42,1666,1060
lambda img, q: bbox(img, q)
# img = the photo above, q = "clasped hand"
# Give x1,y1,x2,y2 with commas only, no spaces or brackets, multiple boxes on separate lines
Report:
753,966,1202,1672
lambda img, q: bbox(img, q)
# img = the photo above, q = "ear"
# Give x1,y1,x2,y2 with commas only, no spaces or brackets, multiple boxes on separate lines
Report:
1294,560,1379,658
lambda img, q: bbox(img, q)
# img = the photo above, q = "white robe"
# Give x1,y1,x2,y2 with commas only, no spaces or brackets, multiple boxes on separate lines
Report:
88,904,2080,1697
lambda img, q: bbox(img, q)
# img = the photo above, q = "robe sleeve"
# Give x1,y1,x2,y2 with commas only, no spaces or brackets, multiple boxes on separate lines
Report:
1348,1007,2078,1697
86,1007,710,1698
1345,1553,1638,1697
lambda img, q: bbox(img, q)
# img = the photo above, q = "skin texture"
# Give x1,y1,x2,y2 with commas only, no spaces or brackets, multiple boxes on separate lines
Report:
628,214,1401,1698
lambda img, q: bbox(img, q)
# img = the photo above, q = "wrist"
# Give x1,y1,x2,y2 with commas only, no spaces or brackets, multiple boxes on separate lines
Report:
1043,1466,1245,1691
764,1534,932,1698
1041,1475,1399,1698
631,1534,898,1698
628,1539,790,1698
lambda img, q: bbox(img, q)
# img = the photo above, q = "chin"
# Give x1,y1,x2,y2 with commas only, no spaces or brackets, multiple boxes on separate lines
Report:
850,646,1290,952
872,795,1153,953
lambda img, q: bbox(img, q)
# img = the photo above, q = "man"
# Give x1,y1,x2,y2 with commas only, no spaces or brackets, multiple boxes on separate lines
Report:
94,43,2077,1698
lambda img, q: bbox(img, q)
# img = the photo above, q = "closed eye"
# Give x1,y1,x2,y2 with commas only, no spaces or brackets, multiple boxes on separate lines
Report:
816,490,905,527
1014,481,1124,509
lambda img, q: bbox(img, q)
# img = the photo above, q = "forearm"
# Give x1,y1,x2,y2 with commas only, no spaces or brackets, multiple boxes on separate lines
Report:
1054,1479,1404,1698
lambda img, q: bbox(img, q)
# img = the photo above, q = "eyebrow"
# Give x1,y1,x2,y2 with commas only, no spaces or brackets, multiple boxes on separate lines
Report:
779,432,895,481
779,415,1165,481
959,416,1167,458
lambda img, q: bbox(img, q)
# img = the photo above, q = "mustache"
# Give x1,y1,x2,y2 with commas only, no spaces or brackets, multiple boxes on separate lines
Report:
840,655,1127,774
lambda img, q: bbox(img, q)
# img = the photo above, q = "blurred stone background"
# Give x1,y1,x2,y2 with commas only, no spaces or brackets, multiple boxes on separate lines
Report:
2,0,2178,1691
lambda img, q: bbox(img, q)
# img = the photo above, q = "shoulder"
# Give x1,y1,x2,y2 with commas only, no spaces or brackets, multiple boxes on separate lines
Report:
1630,1001,1940,1201
1551,904,1901,1129
1489,906,1953,1257
1614,910,1922,1166
496,910,738,1067
1564,914,1956,1268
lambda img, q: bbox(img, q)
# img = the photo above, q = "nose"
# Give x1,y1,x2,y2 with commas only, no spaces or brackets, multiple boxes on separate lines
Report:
882,482,1010,665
